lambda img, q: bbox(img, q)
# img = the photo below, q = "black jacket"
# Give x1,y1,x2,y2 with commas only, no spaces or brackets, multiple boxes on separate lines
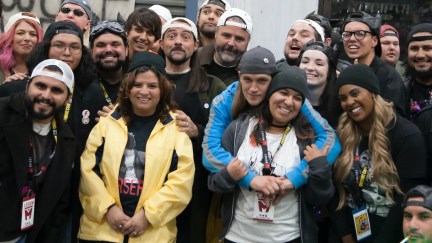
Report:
0,92,75,242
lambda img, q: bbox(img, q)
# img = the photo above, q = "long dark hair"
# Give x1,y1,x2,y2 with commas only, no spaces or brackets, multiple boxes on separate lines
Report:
117,66,177,125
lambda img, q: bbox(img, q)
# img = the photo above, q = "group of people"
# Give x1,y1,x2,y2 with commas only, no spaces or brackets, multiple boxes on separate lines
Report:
0,0,431,242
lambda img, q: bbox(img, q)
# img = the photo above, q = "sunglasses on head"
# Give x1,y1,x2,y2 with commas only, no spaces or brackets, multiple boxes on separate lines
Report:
60,7,86,17
90,21,127,42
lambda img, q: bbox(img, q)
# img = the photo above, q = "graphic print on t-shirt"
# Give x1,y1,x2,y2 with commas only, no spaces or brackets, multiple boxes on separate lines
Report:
347,147,392,217
118,132,145,216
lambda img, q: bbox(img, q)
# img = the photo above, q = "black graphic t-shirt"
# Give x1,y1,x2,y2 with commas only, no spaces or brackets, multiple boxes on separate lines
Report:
118,114,158,217
347,137,392,217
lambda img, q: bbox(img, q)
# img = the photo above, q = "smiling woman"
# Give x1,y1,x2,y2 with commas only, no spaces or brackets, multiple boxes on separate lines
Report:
0,12,44,84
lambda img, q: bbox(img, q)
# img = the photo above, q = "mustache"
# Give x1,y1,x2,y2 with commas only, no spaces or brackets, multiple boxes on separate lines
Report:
222,45,239,54
35,96,55,107
413,57,432,63
98,52,120,59
170,46,185,53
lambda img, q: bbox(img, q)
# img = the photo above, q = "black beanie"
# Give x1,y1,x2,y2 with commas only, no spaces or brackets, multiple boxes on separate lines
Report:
127,51,166,75
44,21,83,44
406,23,432,46
336,64,380,94
266,66,307,103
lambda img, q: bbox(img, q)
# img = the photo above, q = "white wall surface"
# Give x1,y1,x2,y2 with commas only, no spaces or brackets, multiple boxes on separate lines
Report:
198,0,319,60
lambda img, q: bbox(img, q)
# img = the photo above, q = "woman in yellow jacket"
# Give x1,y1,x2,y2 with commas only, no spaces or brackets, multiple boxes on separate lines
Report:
78,52,195,243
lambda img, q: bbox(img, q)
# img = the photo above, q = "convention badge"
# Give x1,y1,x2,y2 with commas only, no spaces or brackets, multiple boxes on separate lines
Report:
82,109,90,125
352,206,372,241
253,192,274,222
21,194,36,231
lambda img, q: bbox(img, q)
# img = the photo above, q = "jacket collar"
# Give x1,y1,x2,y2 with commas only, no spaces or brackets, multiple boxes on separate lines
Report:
110,107,174,126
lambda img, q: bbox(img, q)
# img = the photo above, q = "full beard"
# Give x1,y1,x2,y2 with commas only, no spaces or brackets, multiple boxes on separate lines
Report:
167,48,190,66
95,59,125,73
215,45,243,66
25,95,65,121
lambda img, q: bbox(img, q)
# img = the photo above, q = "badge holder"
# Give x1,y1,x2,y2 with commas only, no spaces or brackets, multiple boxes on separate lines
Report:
253,192,274,222
21,193,36,231
352,205,371,241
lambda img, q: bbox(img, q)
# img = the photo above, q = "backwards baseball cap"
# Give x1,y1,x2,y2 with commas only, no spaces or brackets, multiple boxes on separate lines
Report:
343,11,382,56
149,5,173,22
336,64,380,95
161,17,198,40
31,59,75,92
238,46,276,75
44,21,83,44
217,8,253,35
90,21,127,46
299,41,337,68
200,0,231,11
266,66,308,103
380,24,399,39
406,23,432,46
294,19,325,42
5,12,41,33
127,51,166,75
305,12,332,39
403,185,432,211
61,0,93,20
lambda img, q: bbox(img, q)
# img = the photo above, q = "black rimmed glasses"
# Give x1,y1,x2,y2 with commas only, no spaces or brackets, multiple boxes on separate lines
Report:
341,30,372,41
50,42,82,55
60,7,86,17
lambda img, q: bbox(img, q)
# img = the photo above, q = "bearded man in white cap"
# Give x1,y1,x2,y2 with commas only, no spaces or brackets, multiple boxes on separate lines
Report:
0,59,75,243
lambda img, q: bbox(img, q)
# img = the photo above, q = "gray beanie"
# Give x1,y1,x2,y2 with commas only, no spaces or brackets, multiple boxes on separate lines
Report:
266,66,308,103
238,46,276,75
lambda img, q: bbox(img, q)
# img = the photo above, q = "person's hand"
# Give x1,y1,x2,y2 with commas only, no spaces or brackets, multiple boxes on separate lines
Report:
227,157,248,181
175,110,198,138
303,144,329,162
122,208,150,237
250,176,280,196
96,104,114,122
4,73,28,83
273,177,294,205
105,205,131,232
341,234,356,243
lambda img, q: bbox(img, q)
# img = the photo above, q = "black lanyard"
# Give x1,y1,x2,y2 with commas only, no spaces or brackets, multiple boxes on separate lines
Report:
258,117,291,176
24,119,58,196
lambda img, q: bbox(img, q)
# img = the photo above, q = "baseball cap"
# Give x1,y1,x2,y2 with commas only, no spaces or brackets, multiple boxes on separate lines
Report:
403,185,432,211
305,12,332,39
61,0,93,20
238,46,276,75
44,21,83,44
161,17,198,40
294,19,325,42
5,12,40,33
380,24,399,39
31,59,75,92
90,21,127,46
217,8,253,35
200,0,231,11
149,5,172,22
406,23,432,46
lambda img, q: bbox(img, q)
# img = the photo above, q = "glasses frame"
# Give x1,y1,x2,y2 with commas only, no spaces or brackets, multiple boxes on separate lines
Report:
60,7,86,17
50,42,82,55
341,30,372,41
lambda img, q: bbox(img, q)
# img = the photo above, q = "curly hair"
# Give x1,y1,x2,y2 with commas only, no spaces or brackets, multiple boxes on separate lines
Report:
0,19,44,76
117,66,177,125
333,94,402,209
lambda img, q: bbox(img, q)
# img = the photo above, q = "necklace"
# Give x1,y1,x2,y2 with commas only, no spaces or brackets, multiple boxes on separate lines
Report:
270,123,288,128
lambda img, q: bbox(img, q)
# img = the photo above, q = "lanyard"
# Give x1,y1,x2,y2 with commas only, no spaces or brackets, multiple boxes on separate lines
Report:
258,117,291,176
63,85,74,122
353,144,368,188
24,119,58,196
99,79,113,105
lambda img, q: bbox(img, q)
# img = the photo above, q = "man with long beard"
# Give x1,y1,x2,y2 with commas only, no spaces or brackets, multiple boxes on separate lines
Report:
159,17,226,243
198,8,252,86
88,20,128,120
405,23,432,184
0,59,75,243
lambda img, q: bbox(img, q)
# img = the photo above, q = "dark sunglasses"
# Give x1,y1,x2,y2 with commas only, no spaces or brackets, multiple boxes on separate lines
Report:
60,7,86,17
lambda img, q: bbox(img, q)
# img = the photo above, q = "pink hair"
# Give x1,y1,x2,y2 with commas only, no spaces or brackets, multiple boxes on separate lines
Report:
0,19,44,76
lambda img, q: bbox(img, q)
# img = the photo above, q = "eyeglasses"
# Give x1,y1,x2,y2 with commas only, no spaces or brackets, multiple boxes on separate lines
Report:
50,42,82,55
90,21,126,42
60,7,86,17
341,30,372,41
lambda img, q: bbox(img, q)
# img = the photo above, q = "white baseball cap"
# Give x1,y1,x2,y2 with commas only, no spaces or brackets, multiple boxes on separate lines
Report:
5,12,41,33
217,8,253,35
161,17,198,40
30,59,75,92
200,0,231,11
149,5,172,22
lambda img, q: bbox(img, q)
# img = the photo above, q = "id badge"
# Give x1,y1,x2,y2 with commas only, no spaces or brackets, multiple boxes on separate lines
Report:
253,192,274,222
21,194,36,231
352,206,372,241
